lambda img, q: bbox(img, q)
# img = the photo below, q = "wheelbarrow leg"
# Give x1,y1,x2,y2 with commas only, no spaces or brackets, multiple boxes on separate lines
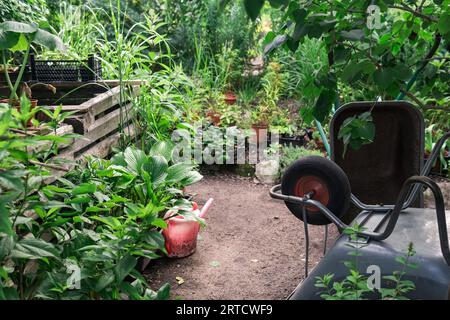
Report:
302,206,310,278
323,224,328,255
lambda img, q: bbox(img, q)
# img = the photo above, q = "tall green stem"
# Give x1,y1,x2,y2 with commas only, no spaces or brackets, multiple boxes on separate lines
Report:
1,51,15,100
10,42,31,101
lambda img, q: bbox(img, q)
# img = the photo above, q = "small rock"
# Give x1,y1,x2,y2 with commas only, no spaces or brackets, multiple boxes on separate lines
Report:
176,276,185,285
255,160,279,184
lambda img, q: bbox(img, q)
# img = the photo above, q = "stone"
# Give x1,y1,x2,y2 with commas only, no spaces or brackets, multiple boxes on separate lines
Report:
424,180,450,208
255,159,279,184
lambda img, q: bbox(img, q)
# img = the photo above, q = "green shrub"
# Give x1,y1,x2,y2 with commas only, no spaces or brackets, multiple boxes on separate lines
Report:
278,145,322,177
0,102,202,300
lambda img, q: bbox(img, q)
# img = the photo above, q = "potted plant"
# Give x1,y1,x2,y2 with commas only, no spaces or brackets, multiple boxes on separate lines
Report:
251,105,272,145
206,108,222,126
0,21,64,105
224,91,237,105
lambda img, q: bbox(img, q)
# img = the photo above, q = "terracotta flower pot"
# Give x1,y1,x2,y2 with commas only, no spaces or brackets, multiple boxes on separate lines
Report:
224,91,237,105
207,110,221,126
251,123,268,145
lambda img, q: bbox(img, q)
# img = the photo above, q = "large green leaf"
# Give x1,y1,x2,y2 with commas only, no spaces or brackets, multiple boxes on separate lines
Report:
10,238,60,260
115,254,137,284
264,34,287,55
143,231,165,250
72,183,97,196
0,31,19,50
166,162,195,184
91,216,122,230
155,283,170,300
438,13,450,35
0,235,14,260
180,171,203,186
0,203,13,236
94,273,115,292
32,29,66,51
0,21,38,34
373,68,394,89
338,112,375,156
244,0,265,21
313,89,336,123
149,141,174,162
110,152,127,167
123,147,147,174
9,34,28,51
143,156,168,186
0,171,24,192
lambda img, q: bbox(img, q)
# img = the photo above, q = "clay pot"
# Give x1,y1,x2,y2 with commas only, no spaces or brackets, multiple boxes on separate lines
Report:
251,123,268,145
224,91,237,105
207,110,221,126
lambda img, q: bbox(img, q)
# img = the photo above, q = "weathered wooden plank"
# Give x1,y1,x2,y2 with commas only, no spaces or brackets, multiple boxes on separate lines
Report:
60,103,134,156
42,85,138,115
45,123,137,184
28,124,74,154
77,84,139,115
100,80,146,87
78,124,136,160
63,114,94,134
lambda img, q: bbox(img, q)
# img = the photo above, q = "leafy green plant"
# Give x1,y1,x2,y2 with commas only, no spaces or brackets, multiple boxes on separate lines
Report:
39,2,170,80
0,101,202,300
0,0,49,24
315,224,417,300
167,0,256,76
424,124,450,171
245,0,450,153
338,112,376,157
379,243,417,300
0,20,64,101
133,67,198,148
278,145,322,177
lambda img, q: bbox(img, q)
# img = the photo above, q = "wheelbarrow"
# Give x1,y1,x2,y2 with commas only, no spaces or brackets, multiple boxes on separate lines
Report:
270,101,450,299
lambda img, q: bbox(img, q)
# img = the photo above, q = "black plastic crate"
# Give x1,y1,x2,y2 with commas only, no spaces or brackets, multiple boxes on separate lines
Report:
30,54,102,82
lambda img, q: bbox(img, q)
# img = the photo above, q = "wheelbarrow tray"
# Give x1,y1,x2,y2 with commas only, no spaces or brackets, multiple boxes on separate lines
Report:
331,101,424,222
290,208,450,300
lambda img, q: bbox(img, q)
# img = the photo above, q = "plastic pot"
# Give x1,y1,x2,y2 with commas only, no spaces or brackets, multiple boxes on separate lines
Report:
162,199,213,258
279,134,305,147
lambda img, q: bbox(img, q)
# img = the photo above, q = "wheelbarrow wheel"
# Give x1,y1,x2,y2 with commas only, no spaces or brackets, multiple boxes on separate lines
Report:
281,156,351,225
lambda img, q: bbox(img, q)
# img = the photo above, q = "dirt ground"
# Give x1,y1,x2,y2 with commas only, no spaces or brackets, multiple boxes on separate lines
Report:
144,172,338,300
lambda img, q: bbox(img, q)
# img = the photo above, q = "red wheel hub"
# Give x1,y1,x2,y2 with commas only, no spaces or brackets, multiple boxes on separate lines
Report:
294,175,330,212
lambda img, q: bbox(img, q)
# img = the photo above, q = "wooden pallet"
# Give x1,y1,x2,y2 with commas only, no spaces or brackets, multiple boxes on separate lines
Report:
1,80,143,177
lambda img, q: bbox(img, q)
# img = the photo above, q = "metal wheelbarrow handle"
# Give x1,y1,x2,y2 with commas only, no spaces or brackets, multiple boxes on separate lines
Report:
270,176,450,265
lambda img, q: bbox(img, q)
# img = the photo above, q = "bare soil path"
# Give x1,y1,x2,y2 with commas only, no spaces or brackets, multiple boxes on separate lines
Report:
144,172,338,300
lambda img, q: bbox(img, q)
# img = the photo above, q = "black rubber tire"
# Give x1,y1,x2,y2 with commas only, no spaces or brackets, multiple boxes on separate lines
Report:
281,156,351,225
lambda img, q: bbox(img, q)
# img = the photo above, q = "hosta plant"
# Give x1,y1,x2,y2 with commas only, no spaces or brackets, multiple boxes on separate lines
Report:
0,101,202,300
